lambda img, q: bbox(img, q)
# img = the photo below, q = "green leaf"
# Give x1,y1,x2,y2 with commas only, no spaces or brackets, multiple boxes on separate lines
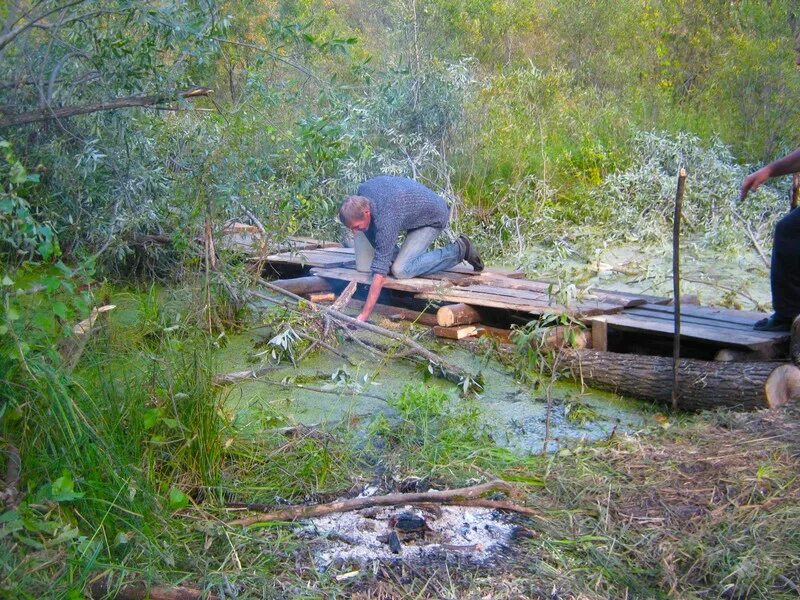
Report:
49,470,84,502
142,407,163,430
1,275,12,286
168,487,189,510
42,276,61,292
6,307,20,321
52,302,68,320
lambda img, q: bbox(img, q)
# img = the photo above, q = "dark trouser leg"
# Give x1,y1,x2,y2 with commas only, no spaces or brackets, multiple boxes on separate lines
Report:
771,207,800,320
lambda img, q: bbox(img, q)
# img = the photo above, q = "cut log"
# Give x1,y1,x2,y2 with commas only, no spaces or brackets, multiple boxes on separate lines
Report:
543,325,590,350
562,349,800,411
307,292,335,303
269,276,332,296
437,303,482,327
433,325,479,340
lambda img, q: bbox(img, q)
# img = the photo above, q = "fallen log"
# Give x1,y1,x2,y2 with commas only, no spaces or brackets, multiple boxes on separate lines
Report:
88,579,217,600
562,349,800,411
227,480,538,526
437,303,482,327
270,275,332,296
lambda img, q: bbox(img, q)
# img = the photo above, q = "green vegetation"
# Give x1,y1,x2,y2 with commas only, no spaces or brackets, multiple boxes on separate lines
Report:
3,0,800,597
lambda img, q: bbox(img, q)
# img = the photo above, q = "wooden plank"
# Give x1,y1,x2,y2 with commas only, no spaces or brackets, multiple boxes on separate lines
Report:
592,318,608,352
417,288,622,317
447,264,526,279
586,313,787,350
624,306,758,332
453,283,624,315
418,289,561,313
433,325,479,340
632,302,771,328
310,267,452,293
464,275,662,307
266,250,356,268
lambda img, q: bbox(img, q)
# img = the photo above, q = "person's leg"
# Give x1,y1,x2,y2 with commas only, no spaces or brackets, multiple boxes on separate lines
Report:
353,231,374,273
770,207,800,320
390,227,464,279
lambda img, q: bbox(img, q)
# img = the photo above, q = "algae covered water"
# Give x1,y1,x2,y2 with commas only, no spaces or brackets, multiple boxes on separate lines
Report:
216,326,650,455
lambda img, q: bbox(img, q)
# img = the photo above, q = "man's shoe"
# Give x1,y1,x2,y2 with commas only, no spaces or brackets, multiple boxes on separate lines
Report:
458,234,484,272
753,313,793,332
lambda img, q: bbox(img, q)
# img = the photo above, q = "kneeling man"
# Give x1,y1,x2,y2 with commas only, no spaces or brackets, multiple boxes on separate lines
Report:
339,175,483,322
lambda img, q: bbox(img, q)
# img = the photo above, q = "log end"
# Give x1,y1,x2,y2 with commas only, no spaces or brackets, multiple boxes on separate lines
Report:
764,364,800,409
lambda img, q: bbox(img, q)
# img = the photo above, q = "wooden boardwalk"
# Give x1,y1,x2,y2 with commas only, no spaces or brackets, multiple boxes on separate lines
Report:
259,239,789,358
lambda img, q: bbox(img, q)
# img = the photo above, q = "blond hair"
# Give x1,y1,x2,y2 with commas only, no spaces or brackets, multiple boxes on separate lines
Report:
338,195,371,225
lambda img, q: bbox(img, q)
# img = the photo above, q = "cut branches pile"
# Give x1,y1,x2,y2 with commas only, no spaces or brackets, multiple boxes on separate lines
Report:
214,280,482,393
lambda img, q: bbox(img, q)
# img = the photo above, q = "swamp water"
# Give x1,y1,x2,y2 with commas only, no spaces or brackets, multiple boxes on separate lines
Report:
216,328,651,455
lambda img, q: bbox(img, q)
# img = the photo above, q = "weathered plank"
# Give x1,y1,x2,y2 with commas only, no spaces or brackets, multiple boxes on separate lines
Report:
266,250,356,268
417,287,623,317
433,325,480,340
630,302,774,329
585,312,787,350
438,283,625,316
310,267,452,293
465,275,662,307
624,308,761,333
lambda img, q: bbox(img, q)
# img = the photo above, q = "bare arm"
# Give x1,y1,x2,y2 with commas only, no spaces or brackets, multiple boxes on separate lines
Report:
741,147,800,201
357,274,385,322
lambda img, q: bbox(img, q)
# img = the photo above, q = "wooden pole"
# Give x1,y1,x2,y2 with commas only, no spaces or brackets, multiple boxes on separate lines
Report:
672,167,687,411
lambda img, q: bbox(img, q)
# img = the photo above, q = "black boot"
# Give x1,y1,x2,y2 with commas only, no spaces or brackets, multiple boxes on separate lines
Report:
753,313,793,332
458,234,484,272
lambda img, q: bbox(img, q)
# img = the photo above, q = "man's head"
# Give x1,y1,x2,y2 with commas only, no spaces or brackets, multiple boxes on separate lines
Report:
339,195,371,231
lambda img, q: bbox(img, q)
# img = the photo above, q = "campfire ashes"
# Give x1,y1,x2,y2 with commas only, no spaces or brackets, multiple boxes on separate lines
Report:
298,501,522,571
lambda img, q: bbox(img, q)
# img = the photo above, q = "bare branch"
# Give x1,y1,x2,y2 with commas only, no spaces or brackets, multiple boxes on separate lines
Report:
0,87,213,128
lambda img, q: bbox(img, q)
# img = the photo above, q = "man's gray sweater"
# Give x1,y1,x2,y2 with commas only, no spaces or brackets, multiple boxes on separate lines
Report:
357,176,450,275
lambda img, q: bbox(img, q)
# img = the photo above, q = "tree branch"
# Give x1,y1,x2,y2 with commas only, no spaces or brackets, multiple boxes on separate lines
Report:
227,480,536,526
0,0,89,52
0,87,212,128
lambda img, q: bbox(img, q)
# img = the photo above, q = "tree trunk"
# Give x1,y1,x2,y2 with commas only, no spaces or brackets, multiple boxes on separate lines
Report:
562,349,800,411
437,303,482,327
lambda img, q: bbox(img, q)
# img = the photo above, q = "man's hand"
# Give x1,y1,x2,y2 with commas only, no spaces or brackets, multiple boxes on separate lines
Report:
356,311,369,322
740,166,773,202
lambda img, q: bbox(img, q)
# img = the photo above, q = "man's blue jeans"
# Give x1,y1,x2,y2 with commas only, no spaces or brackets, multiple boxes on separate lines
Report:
354,227,463,279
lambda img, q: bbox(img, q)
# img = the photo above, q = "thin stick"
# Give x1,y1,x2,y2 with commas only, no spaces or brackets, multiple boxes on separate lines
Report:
249,379,387,403
672,167,687,411
227,480,537,526
731,209,769,268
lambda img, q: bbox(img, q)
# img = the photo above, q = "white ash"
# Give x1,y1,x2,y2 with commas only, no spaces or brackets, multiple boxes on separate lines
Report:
297,504,518,571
